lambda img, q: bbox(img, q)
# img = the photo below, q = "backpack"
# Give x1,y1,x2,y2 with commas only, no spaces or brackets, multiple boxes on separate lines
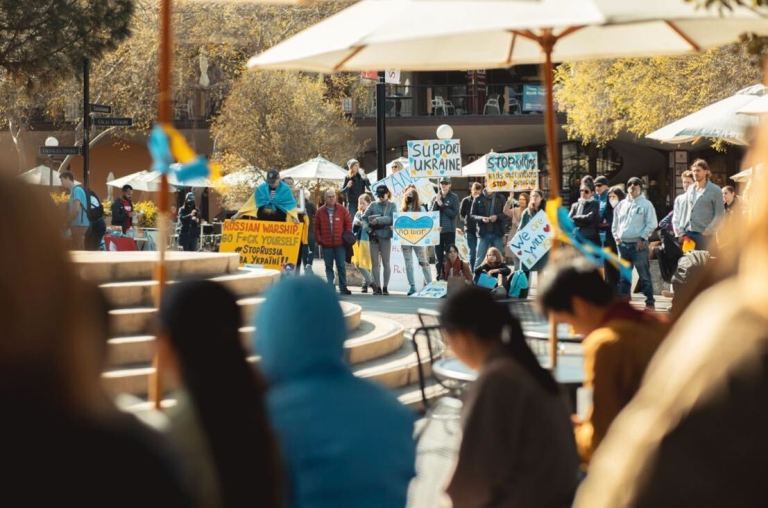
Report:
76,185,104,223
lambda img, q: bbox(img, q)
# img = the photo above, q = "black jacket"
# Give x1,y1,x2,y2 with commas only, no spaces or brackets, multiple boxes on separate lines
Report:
430,190,459,233
569,199,601,244
460,195,477,234
470,191,507,237
341,173,370,206
111,197,133,230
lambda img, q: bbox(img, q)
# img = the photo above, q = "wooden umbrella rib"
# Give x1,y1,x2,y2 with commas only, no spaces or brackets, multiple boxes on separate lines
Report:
665,20,702,52
506,32,517,65
555,25,586,41
333,46,366,71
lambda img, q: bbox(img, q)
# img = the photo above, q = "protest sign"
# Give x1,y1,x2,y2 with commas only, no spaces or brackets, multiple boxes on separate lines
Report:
393,212,440,246
508,210,552,270
219,219,303,270
486,151,539,192
407,139,462,178
371,170,436,205
412,281,448,299
455,229,471,262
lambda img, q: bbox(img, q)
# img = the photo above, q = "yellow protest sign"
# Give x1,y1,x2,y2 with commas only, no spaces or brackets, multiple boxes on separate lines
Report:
219,219,303,270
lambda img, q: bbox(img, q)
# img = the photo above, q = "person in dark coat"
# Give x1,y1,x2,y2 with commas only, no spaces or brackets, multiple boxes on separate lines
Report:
341,159,370,217
178,192,201,251
430,177,460,279
569,176,601,245
460,182,483,271
470,187,508,270
441,287,579,508
111,184,134,234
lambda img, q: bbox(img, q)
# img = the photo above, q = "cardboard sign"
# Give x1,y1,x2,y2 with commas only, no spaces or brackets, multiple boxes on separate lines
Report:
412,280,448,299
371,170,436,206
508,210,552,270
219,219,303,270
486,152,539,192
455,229,471,263
407,139,462,178
393,212,440,246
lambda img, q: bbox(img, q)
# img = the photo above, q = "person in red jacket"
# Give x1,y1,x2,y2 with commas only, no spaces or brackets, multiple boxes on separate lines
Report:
314,189,353,295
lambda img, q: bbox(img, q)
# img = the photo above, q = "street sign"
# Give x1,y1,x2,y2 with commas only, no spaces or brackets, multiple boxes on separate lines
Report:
39,146,81,156
89,103,111,114
93,117,132,127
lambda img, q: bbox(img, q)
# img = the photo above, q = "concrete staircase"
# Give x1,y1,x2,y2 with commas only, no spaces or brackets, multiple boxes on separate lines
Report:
72,252,435,411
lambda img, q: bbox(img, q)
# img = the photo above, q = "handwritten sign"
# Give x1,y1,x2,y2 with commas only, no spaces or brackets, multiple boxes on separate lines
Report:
393,212,440,246
407,139,462,178
219,219,303,270
508,210,552,270
486,152,539,192
371,170,436,206
455,229,471,262
412,280,448,299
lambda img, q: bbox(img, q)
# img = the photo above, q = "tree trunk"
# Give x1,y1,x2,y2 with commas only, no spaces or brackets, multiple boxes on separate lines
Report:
8,117,29,172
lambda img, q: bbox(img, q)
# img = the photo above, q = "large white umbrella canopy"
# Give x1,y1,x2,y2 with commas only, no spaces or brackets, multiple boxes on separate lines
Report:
220,166,261,187
280,155,347,181
737,94,768,115
461,151,497,177
248,0,768,72
107,170,160,192
647,84,766,146
18,165,79,186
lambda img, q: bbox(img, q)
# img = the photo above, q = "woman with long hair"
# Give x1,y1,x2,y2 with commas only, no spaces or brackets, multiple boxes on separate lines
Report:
442,244,473,284
400,185,433,295
353,193,375,293
473,246,511,291
519,189,547,297
441,287,578,508
158,281,281,508
341,159,371,217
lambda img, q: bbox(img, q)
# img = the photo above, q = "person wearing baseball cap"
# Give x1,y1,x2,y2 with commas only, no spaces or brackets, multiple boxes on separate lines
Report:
612,177,658,309
593,175,618,286
431,177,459,278
233,168,299,223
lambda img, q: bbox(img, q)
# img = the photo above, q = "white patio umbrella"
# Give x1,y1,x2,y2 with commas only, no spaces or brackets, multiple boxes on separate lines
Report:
461,151,497,177
737,94,768,115
220,166,261,187
18,165,79,186
731,167,753,183
107,170,162,192
647,84,766,146
280,155,347,181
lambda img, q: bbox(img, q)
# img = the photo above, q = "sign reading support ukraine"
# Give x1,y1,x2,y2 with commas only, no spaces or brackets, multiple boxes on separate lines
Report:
486,152,539,192
393,212,440,246
508,210,552,269
407,139,462,178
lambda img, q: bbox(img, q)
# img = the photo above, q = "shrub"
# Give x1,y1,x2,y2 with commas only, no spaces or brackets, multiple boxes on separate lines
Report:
134,200,158,228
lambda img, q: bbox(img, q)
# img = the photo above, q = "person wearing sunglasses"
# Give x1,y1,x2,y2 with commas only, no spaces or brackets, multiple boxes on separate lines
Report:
569,176,601,246
611,177,658,310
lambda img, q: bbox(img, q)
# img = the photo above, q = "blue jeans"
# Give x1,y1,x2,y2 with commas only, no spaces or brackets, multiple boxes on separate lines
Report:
402,245,432,289
466,231,478,273
475,233,504,270
322,245,347,290
617,241,655,306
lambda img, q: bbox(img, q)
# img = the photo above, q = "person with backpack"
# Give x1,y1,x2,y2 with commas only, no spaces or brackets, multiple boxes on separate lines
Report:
61,171,105,251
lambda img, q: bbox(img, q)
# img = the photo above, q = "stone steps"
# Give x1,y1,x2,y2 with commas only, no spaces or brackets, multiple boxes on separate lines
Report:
103,316,406,397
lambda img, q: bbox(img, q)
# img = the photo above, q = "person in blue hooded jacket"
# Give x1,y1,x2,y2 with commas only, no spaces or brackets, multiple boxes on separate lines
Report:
254,276,416,508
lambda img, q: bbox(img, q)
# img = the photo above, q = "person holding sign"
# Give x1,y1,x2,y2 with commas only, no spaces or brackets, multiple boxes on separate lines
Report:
518,190,548,298
431,177,459,279
341,159,371,217
399,187,433,296
470,186,507,271
234,169,299,223
363,186,395,295
314,189,353,295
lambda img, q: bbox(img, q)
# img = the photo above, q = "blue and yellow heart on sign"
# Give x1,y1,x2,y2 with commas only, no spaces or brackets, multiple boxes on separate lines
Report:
394,212,439,246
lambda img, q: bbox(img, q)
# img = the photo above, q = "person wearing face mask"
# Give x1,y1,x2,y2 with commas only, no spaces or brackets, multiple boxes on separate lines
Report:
612,177,658,310
363,185,395,295
400,186,433,296
569,176,601,245
604,187,626,289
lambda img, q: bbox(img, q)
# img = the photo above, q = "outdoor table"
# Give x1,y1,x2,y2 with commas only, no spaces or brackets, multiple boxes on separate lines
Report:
525,323,583,343
433,354,584,386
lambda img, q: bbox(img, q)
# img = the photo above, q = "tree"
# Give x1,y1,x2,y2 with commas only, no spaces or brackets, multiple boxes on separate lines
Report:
0,0,133,86
555,44,763,147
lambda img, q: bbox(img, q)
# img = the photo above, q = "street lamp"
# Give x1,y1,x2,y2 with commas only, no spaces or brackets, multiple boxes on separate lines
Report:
44,137,59,186
436,124,453,140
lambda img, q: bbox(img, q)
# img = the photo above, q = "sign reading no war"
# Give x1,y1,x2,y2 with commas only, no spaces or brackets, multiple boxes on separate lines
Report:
407,139,462,178
486,152,539,192
219,219,303,270
393,212,440,246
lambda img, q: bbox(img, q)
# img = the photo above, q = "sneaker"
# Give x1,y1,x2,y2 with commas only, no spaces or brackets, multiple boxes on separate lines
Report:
361,284,368,294
407,286,417,296
339,287,352,295
372,286,382,295
382,286,389,295
645,303,656,311
305,264,312,274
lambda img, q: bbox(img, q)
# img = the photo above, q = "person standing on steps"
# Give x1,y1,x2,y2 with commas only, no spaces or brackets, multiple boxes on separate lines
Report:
612,177,658,310
471,185,507,271
431,177,459,280
460,182,483,271
314,189,353,295
363,185,395,295
341,159,371,218
400,186,433,295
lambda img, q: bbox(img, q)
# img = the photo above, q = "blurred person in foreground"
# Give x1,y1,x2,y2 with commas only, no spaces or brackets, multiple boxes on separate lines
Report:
158,280,282,508
0,176,189,506
441,287,578,508
537,255,667,465
255,276,415,507
574,128,768,508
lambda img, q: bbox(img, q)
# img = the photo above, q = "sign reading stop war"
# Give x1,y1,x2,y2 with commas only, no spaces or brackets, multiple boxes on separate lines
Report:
486,151,539,192
407,139,462,178
219,219,303,270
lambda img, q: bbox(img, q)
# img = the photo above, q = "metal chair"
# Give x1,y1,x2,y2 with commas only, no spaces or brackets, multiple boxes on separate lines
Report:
431,96,455,116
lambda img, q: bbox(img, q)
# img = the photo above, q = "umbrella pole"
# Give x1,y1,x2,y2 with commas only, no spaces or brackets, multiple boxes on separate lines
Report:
149,0,173,410
541,31,560,371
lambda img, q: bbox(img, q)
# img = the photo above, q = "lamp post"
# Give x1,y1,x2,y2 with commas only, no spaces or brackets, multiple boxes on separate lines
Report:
376,71,387,181
44,137,59,186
